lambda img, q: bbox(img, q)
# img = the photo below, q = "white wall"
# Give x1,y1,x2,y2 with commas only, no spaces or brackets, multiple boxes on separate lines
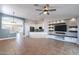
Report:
77,17,79,44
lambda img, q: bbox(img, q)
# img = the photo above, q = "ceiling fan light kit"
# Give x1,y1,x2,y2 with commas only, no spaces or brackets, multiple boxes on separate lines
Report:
43,11,47,14
35,4,56,15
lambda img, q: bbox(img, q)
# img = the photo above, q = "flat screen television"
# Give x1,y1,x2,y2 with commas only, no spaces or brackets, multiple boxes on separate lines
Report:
55,25,67,32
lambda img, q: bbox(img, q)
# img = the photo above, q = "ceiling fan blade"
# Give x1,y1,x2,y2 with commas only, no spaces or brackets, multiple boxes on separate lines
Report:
48,9,56,11
39,12,43,15
36,9,42,11
47,12,49,15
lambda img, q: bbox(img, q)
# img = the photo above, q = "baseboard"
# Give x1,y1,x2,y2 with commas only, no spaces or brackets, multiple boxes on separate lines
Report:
0,37,16,40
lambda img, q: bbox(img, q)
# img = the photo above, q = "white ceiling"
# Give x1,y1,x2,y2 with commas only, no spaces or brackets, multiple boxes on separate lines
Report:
0,4,79,20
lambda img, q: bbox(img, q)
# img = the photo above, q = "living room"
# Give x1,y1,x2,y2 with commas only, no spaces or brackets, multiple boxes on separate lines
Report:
0,4,79,55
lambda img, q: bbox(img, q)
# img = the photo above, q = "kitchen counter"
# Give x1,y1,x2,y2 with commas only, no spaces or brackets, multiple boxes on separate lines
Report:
29,32,48,38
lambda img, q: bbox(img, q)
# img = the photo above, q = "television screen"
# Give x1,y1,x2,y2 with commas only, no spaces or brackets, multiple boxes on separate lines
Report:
55,25,67,32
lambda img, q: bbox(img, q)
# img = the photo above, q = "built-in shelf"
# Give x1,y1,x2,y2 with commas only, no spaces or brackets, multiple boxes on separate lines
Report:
48,30,54,32
48,23,66,25
48,23,55,32
48,18,78,43
48,27,54,28
69,26,78,28
69,31,78,33
68,26,78,33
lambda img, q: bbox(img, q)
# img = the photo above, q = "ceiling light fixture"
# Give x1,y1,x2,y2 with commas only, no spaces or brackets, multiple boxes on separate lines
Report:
43,11,48,14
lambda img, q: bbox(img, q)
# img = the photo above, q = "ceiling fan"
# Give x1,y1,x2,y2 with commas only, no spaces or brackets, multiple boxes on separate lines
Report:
35,4,56,15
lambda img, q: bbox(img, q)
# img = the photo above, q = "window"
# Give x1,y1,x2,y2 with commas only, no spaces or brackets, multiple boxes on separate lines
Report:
2,17,23,33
